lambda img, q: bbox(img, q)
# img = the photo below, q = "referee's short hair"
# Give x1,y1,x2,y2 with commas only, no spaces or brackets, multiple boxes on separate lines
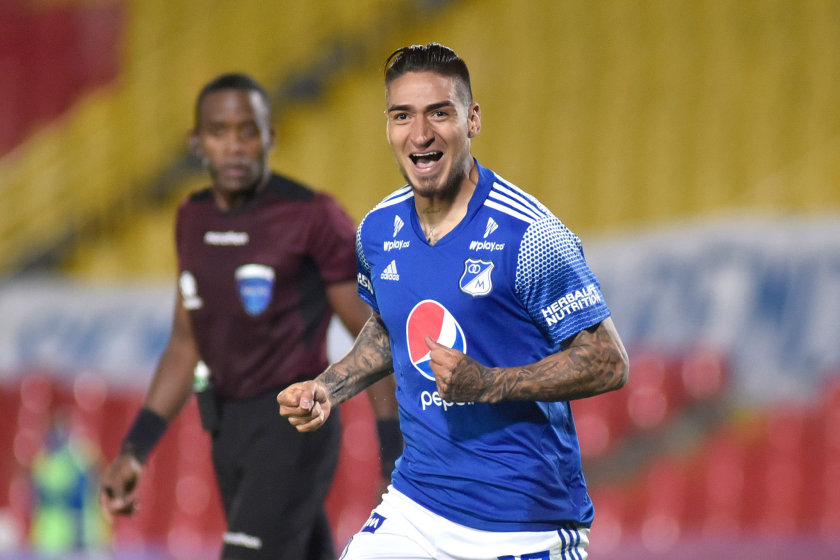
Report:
384,43,472,105
194,73,271,128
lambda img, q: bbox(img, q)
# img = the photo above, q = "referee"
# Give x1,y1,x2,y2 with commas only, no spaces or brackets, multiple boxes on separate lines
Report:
100,73,402,560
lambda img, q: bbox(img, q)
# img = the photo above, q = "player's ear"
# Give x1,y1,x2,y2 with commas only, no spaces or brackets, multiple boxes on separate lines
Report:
467,103,481,138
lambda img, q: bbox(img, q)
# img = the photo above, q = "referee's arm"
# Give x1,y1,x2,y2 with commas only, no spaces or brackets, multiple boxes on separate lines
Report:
100,290,199,517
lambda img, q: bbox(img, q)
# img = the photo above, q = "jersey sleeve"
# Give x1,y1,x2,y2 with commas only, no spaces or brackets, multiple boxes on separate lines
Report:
514,216,610,345
307,194,358,284
174,198,189,271
355,217,379,314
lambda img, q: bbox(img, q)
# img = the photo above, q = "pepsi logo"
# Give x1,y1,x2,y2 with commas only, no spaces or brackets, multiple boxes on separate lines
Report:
405,300,467,380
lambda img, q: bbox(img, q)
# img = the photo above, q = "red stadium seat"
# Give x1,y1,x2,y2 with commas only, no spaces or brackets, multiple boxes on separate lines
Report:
625,351,670,430
572,391,623,459
681,349,726,401
697,432,746,536
758,408,806,535
638,458,686,552
587,486,627,556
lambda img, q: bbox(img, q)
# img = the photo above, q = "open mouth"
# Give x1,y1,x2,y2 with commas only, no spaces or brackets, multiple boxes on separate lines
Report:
409,151,443,168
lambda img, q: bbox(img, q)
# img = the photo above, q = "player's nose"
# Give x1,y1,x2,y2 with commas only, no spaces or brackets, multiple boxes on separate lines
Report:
409,116,434,147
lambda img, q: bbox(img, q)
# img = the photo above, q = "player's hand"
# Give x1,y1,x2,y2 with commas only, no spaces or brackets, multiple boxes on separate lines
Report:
426,336,499,402
100,452,143,520
278,380,332,432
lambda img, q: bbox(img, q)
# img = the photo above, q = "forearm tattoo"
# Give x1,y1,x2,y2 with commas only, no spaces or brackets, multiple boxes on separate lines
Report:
444,320,629,403
319,314,393,405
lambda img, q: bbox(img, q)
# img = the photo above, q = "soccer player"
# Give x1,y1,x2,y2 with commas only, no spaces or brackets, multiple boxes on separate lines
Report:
99,73,402,560
278,44,629,560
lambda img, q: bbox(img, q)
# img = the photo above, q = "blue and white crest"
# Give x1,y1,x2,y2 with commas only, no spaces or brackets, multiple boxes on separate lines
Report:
235,264,275,316
459,259,494,297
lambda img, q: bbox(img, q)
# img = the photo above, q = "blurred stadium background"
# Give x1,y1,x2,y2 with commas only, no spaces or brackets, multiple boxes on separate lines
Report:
1,0,839,558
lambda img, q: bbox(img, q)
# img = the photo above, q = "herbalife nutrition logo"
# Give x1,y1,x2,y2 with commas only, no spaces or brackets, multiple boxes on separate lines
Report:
393,215,404,237
484,217,499,239
380,260,399,281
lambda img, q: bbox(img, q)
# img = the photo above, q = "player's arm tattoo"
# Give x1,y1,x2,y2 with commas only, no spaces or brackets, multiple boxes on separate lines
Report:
318,312,394,406
439,318,629,403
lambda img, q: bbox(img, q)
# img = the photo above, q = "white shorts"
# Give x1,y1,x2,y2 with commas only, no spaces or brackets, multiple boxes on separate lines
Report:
339,487,589,560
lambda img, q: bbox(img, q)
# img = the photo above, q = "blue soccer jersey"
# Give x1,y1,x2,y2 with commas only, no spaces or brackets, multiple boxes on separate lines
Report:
356,161,611,532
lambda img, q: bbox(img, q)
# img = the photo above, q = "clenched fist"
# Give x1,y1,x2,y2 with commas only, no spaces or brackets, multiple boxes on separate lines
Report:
425,336,502,402
277,380,332,432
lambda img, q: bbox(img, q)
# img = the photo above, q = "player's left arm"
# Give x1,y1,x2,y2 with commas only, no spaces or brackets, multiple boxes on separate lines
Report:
430,212,628,403
427,316,628,403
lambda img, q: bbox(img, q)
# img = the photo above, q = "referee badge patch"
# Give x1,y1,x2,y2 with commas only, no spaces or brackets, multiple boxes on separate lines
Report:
460,259,494,297
235,264,275,316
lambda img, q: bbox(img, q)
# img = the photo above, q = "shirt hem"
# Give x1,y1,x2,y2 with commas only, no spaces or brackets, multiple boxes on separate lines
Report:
393,481,594,532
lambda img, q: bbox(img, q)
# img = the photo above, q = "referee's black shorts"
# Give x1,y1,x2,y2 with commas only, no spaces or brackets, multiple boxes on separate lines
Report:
211,388,342,560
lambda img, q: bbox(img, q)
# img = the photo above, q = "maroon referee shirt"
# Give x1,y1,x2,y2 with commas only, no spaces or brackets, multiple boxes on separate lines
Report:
175,173,358,400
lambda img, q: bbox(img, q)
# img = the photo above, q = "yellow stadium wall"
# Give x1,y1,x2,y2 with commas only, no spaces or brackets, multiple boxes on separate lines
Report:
277,0,840,233
60,0,840,280
0,0,408,273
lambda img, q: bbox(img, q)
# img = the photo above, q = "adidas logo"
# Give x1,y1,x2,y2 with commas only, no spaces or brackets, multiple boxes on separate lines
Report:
380,260,399,281
393,215,404,237
484,217,499,239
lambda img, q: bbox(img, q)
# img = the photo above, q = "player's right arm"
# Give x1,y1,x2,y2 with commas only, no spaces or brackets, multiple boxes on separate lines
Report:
100,289,199,517
278,311,392,432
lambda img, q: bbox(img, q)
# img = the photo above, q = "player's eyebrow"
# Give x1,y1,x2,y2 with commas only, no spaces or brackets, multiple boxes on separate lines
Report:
387,101,456,114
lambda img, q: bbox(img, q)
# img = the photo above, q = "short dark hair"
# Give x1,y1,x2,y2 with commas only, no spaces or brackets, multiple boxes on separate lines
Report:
194,73,271,128
384,43,472,104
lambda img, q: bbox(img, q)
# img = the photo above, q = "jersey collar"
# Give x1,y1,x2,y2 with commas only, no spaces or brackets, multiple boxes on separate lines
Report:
409,159,494,247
